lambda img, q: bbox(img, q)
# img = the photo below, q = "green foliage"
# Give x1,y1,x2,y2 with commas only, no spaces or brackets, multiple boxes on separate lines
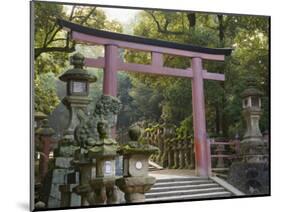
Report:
33,2,123,114
127,11,269,138
34,73,59,114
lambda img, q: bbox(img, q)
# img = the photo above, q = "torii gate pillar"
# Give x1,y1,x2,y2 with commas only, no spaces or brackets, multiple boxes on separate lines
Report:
104,44,118,97
191,57,211,176
103,44,118,137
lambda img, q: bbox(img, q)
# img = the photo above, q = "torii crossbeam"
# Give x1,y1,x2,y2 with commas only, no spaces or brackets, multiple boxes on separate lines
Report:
58,19,232,177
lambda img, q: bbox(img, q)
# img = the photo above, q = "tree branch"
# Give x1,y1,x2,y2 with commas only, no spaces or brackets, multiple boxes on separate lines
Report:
80,7,96,25
69,5,76,21
35,46,76,59
147,11,184,35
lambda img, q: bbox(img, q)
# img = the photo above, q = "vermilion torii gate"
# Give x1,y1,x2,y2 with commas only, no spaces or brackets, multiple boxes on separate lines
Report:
58,19,232,177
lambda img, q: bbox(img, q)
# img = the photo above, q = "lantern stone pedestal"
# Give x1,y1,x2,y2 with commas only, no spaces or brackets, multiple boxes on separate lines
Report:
72,149,95,206
116,125,159,203
228,77,269,195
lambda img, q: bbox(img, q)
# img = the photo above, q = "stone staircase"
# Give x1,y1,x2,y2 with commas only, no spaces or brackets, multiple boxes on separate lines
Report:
145,176,234,202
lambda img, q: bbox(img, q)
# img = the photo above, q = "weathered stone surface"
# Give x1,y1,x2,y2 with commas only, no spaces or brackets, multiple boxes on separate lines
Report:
228,162,269,195
48,184,61,208
55,157,73,169
116,176,156,203
51,169,68,184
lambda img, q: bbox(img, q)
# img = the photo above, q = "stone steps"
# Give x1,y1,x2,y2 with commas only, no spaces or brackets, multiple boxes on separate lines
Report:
153,179,213,188
145,176,233,202
146,187,225,198
148,183,219,193
145,191,232,202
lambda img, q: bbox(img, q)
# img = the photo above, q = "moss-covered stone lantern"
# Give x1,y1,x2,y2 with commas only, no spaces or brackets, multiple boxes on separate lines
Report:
87,119,119,204
240,77,266,162
116,125,159,203
59,52,97,137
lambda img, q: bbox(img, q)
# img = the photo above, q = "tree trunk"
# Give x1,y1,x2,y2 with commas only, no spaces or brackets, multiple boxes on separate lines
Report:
187,13,196,29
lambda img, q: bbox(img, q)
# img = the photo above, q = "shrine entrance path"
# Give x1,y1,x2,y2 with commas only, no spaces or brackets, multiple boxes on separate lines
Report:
149,169,196,178
146,169,239,202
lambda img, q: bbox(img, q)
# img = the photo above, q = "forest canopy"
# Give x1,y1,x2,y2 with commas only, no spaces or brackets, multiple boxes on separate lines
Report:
33,2,269,139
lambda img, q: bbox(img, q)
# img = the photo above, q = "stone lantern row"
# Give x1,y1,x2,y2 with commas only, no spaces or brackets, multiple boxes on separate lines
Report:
35,52,269,208
35,52,160,209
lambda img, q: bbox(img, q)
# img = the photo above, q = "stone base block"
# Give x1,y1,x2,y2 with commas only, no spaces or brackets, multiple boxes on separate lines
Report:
228,162,269,195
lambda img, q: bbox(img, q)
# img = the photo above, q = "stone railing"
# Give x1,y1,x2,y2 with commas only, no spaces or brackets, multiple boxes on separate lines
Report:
210,138,240,171
142,125,195,170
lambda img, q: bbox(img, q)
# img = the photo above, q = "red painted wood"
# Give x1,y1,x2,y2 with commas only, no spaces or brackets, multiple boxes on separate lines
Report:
84,57,104,68
152,52,163,66
202,70,225,81
84,57,225,81
104,45,118,97
119,62,193,78
191,57,211,177
72,31,225,61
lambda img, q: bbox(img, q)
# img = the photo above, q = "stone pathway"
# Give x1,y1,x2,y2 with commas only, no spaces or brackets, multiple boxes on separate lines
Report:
149,169,196,179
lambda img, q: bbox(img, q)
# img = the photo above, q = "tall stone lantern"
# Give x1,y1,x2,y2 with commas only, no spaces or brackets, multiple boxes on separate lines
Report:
48,53,97,208
240,77,266,162
59,52,97,138
116,125,159,203
228,77,269,195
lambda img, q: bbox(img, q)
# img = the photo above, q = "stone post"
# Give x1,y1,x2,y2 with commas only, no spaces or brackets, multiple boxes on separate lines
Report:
167,139,174,168
188,140,195,169
36,119,55,182
215,144,225,168
172,139,179,169
178,140,185,169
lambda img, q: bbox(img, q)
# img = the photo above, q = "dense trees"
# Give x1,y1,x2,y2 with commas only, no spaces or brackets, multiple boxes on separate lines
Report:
125,11,269,138
34,2,269,139
34,2,122,114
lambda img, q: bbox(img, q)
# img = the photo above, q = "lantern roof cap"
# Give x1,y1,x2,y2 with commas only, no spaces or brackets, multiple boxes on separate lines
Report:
59,53,97,83
118,125,159,155
35,119,55,136
34,111,47,120
241,77,263,98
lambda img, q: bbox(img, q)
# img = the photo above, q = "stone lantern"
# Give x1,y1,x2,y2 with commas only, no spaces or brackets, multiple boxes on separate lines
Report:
116,125,159,203
240,77,266,162
59,52,97,138
228,77,269,195
87,119,119,204
49,53,97,208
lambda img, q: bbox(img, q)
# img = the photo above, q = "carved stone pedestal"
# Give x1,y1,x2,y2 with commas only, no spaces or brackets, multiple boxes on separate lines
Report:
116,177,155,203
90,178,118,204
